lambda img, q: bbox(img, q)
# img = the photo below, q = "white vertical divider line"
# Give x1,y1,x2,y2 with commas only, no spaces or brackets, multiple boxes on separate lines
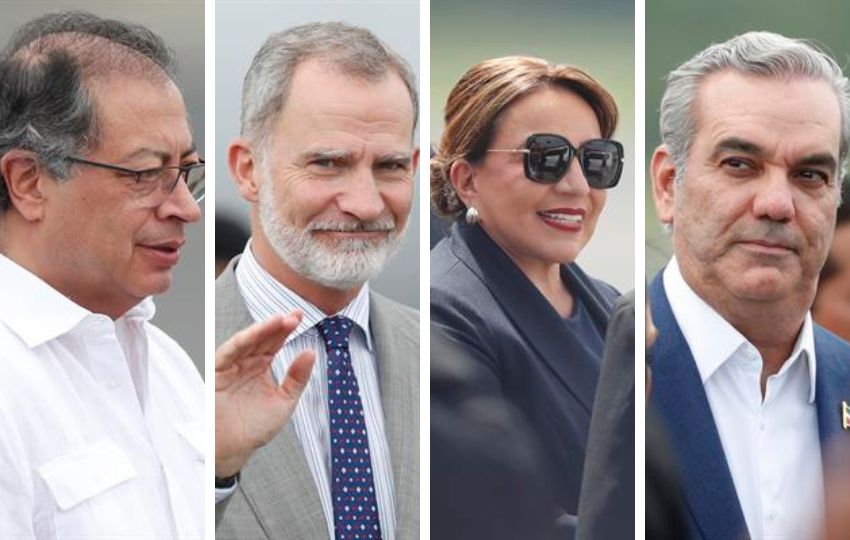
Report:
634,0,647,538
419,0,431,537
204,0,216,538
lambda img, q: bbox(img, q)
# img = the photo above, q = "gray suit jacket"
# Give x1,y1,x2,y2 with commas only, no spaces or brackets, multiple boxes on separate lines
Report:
215,258,419,540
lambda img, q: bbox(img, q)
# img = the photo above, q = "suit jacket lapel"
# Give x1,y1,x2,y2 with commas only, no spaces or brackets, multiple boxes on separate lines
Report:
813,327,850,474
449,221,605,414
649,274,749,540
370,293,419,538
216,260,329,539
240,424,329,539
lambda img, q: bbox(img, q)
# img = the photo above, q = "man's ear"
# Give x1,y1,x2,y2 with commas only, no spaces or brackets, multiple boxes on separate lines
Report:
449,159,478,208
650,144,678,226
0,150,48,221
228,138,261,203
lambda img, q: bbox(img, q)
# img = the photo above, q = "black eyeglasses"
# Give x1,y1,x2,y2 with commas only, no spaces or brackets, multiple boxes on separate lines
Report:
487,133,624,189
65,156,206,203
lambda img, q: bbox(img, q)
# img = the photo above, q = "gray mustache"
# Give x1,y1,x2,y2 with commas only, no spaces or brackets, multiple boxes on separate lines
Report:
308,219,395,233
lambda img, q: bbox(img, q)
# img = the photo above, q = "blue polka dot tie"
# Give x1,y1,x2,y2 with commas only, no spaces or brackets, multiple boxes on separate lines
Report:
317,316,383,540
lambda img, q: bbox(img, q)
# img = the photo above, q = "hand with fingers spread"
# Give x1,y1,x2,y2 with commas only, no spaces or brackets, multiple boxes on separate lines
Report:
215,311,316,478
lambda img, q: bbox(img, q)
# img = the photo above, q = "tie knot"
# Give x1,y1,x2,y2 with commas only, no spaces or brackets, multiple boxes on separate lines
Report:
317,315,354,350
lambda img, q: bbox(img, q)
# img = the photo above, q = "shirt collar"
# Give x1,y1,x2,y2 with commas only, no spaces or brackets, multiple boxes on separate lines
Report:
0,253,156,348
663,257,816,402
235,241,373,351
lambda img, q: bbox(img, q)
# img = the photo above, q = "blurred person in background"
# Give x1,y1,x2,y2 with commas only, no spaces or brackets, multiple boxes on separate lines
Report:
649,31,850,539
576,291,635,540
430,55,626,532
215,213,249,277
813,181,850,342
431,323,560,540
0,11,205,538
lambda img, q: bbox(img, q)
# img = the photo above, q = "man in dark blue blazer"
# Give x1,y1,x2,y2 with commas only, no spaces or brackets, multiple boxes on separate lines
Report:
648,32,850,540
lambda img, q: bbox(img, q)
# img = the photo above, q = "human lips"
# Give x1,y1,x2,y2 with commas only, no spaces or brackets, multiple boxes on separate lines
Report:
737,238,797,255
537,207,585,231
137,238,184,266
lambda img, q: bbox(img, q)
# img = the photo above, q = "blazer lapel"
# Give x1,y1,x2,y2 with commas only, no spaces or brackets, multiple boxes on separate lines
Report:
813,327,850,473
369,293,419,538
216,260,329,539
238,424,329,539
449,221,605,413
649,275,749,540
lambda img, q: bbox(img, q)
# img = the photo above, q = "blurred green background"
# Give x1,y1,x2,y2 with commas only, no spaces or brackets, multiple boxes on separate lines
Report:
432,0,635,292
646,0,850,278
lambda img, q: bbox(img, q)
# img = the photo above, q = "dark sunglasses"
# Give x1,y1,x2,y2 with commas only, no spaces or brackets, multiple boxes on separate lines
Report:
487,133,624,188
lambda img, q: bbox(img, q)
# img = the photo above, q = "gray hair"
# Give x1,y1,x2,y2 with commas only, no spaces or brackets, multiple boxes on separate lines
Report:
0,11,176,211
660,31,850,183
240,21,418,151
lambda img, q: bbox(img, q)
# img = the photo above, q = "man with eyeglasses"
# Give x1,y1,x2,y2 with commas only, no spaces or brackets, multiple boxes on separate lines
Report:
0,12,204,538
214,22,419,540
649,32,850,540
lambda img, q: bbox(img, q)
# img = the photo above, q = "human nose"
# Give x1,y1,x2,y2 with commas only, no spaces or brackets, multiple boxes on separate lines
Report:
336,167,386,221
156,178,202,223
752,169,795,223
553,156,591,196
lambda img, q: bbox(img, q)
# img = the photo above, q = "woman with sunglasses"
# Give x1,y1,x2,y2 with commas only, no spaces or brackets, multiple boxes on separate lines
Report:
430,56,624,529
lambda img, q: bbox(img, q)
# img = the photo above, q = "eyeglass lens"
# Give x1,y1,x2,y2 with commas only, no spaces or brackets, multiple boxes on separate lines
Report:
186,166,205,202
525,133,622,189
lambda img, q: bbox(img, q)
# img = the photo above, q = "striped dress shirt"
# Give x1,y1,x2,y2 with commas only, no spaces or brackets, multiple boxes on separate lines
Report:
235,245,396,540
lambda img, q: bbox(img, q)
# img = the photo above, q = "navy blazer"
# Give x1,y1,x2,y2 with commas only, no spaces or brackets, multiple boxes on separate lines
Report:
431,220,620,518
649,273,850,540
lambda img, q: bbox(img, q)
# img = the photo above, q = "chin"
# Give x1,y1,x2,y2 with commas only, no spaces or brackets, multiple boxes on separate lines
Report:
133,273,173,299
552,241,584,265
731,268,794,301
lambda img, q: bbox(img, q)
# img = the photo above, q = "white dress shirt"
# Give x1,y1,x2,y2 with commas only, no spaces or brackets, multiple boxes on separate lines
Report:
0,254,204,539
664,258,824,539
231,245,396,540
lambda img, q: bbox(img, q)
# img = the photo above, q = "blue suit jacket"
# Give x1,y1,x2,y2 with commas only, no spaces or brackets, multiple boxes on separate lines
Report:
649,273,850,540
431,220,620,521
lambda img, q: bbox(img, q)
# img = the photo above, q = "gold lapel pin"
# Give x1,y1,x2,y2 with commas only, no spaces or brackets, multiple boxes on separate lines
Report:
843,401,850,431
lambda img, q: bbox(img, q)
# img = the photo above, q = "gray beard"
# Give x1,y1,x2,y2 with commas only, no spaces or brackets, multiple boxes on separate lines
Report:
258,177,403,290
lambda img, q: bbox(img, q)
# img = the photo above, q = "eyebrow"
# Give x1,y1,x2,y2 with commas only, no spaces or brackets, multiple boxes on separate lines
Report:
120,142,198,164
181,143,198,159
375,152,412,166
796,152,838,173
709,137,764,160
710,137,837,172
301,148,351,162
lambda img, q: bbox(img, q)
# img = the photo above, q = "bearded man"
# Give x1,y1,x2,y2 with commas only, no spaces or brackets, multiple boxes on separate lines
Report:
214,22,420,540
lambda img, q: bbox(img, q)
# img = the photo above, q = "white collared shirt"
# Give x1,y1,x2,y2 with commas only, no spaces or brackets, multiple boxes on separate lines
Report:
233,245,396,540
664,258,824,539
0,254,204,538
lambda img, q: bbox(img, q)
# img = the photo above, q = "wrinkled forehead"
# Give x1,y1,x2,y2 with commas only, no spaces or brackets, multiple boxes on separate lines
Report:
87,75,194,158
267,62,415,156
693,71,842,156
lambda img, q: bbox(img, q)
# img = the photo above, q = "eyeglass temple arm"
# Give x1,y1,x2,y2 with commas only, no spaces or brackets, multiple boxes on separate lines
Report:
486,145,572,154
